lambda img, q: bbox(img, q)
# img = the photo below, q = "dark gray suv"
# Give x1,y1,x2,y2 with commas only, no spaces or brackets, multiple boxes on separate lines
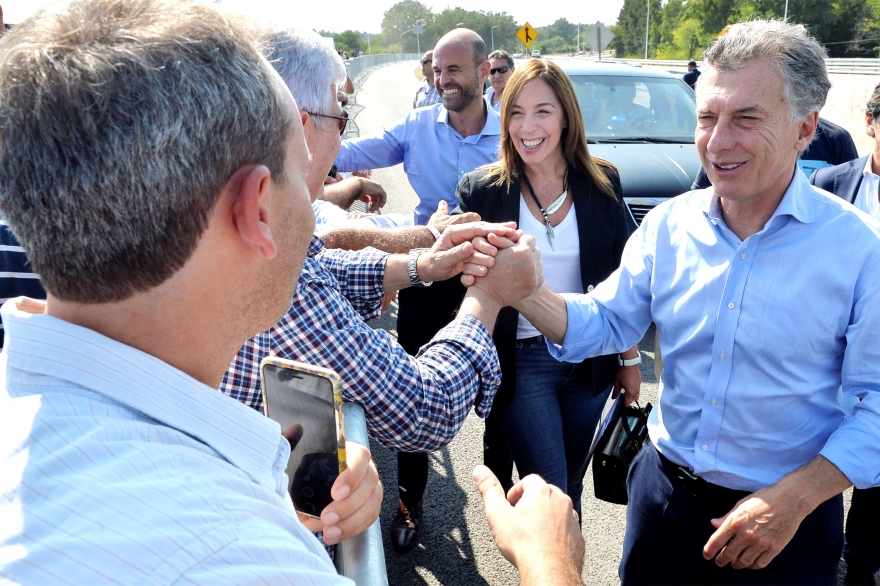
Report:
554,59,701,224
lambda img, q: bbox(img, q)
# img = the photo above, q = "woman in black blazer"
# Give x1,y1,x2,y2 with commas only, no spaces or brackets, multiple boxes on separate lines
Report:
457,59,641,515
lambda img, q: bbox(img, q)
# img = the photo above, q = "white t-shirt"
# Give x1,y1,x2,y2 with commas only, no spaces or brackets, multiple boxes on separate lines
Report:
516,195,583,339
852,155,880,221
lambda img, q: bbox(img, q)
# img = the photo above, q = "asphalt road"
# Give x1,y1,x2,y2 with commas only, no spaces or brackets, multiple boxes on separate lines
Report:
347,60,855,586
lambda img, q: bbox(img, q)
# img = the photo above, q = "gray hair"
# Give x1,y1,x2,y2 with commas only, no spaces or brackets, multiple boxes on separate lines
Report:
701,19,830,122
268,28,346,130
0,0,294,303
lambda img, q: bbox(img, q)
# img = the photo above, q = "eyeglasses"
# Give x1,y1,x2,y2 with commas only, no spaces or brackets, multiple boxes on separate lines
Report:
420,58,432,64
307,109,349,136
490,65,511,75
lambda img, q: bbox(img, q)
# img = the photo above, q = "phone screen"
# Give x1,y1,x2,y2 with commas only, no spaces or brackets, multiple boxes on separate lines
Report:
262,363,340,517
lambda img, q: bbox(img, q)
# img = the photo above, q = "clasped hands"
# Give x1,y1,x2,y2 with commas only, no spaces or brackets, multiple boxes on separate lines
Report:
416,220,544,307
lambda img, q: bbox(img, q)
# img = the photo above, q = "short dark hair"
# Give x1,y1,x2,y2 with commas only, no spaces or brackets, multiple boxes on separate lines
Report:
0,0,293,303
687,60,697,67
489,50,514,68
867,81,880,121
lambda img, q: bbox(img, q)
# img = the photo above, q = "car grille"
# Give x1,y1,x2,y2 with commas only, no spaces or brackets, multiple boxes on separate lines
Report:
627,203,655,225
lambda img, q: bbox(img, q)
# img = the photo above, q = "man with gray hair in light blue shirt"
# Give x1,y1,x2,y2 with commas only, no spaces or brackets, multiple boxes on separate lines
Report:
481,19,880,585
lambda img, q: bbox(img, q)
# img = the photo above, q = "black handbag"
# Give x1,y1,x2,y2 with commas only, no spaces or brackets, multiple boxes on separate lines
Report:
591,399,653,505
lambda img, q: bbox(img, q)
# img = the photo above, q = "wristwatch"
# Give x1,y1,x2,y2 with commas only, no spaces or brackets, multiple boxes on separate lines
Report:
407,248,433,288
618,355,642,367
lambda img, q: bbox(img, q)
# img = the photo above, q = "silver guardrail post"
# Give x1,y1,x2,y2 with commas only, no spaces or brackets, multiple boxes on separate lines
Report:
334,403,389,586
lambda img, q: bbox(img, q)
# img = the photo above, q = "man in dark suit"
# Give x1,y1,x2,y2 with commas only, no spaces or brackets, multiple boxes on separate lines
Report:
811,83,880,218
810,81,880,586
683,60,701,90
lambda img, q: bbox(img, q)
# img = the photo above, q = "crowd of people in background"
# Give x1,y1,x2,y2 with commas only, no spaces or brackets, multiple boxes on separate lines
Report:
0,2,879,585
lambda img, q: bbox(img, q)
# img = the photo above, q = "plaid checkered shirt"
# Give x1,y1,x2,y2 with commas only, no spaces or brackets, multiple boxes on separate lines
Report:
221,236,502,452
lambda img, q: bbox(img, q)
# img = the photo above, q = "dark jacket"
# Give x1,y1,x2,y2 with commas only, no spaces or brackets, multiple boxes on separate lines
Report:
455,165,633,410
809,154,870,205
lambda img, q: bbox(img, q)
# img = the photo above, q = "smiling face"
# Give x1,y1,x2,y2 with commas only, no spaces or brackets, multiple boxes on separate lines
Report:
489,58,513,95
433,40,484,113
696,60,815,207
507,78,567,170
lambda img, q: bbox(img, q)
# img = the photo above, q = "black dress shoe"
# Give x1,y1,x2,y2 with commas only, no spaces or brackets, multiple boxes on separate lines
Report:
390,500,422,552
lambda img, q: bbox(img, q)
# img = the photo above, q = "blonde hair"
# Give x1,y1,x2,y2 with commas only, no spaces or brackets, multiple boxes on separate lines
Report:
485,58,615,198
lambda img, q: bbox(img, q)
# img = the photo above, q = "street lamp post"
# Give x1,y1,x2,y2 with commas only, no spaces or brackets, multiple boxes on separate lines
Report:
491,25,498,51
644,0,650,59
415,19,425,55
400,28,412,54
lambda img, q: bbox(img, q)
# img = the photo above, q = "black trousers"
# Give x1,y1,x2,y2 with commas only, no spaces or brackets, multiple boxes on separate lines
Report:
846,485,880,574
621,443,844,585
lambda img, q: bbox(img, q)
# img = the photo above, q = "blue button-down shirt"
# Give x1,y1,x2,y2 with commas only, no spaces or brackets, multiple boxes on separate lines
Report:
549,169,880,492
0,299,348,585
335,103,501,225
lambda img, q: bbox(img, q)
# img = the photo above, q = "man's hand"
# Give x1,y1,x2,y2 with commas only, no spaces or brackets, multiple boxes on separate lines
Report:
298,442,382,545
352,177,386,212
463,234,543,308
322,176,387,212
427,200,481,235
612,349,642,406
703,455,851,570
474,465,585,586
416,221,520,283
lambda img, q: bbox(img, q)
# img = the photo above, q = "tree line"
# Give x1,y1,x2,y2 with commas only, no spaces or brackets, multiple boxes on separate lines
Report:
322,0,880,60
612,0,880,59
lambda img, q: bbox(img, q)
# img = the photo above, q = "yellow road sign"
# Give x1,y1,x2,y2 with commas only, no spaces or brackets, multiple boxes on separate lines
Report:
516,22,539,47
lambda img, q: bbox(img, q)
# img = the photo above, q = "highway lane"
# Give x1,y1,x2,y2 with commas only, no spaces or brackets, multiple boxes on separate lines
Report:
347,60,853,586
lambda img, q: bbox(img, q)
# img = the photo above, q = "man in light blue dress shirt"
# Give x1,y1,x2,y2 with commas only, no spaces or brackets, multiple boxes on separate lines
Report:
334,28,503,552
486,19,880,585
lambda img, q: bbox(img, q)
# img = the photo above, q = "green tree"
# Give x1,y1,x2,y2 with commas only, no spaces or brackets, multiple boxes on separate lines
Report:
381,0,433,53
332,30,364,55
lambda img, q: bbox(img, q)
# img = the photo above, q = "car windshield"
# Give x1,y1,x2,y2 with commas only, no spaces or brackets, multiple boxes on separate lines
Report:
569,75,696,143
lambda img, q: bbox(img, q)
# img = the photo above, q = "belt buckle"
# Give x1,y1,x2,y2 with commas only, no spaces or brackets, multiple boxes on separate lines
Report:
674,465,701,497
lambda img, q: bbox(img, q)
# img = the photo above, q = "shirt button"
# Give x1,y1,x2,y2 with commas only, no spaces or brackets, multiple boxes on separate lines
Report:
740,253,746,260
702,443,708,451
728,302,735,309
711,398,717,406
587,285,594,292
720,351,726,359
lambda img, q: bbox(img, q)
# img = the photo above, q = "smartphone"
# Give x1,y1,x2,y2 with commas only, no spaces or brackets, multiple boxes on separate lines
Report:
260,357,347,518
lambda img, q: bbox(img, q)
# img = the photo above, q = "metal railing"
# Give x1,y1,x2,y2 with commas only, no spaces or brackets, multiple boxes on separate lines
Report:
346,53,421,89
607,57,880,75
334,403,389,585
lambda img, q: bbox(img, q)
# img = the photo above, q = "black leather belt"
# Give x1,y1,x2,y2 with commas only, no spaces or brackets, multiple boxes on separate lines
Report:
516,335,545,345
657,449,750,500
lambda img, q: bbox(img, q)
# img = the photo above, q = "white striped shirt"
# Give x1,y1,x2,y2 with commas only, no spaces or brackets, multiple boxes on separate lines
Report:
0,299,350,585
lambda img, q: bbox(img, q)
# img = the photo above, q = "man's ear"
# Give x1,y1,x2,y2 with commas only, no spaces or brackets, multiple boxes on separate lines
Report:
795,111,819,151
231,164,277,259
299,109,311,143
866,113,876,138
478,59,490,84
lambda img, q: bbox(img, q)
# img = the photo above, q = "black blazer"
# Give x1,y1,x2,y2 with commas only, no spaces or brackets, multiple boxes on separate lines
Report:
809,155,870,205
455,165,633,410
